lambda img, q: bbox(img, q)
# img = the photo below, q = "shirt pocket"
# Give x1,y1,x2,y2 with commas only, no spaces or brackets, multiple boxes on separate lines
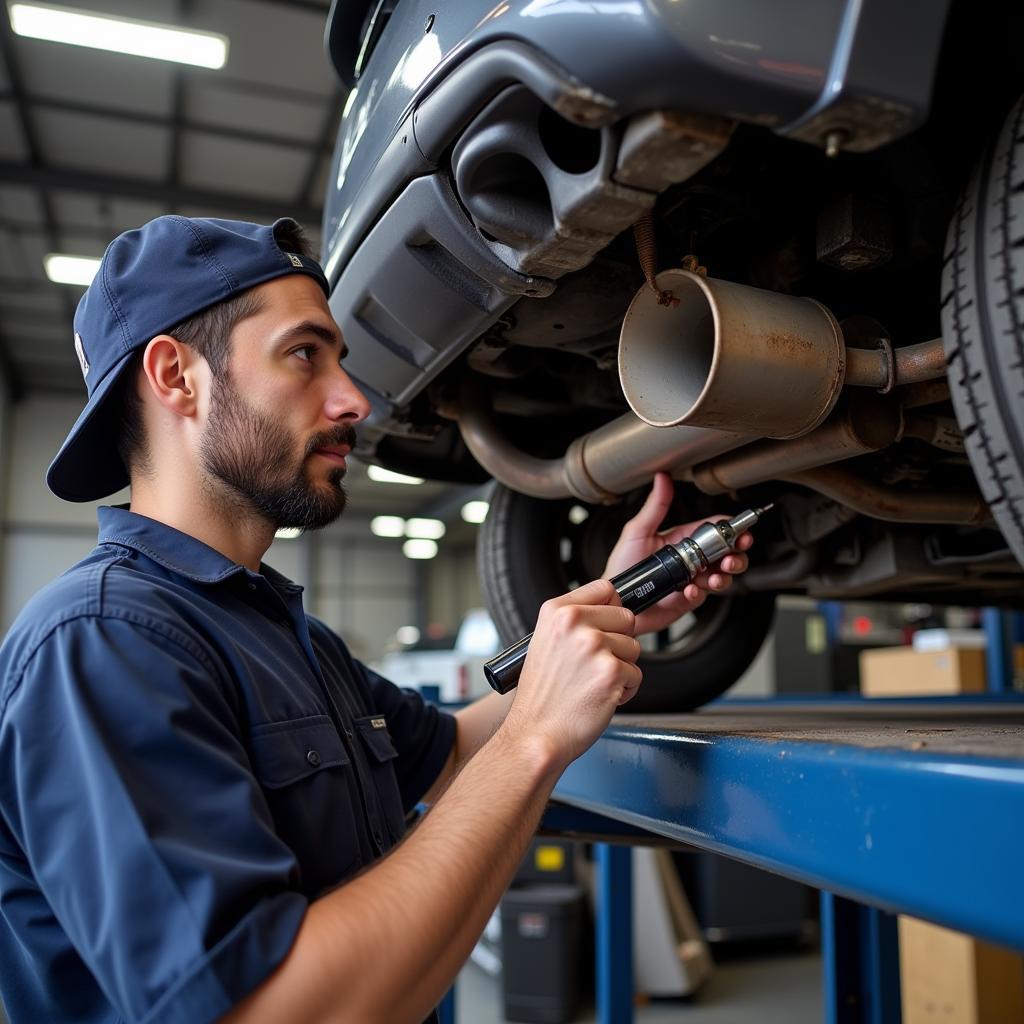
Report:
352,715,406,845
249,715,361,891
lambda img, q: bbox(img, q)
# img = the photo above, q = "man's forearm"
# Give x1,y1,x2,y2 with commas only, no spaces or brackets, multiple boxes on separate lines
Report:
223,725,560,1024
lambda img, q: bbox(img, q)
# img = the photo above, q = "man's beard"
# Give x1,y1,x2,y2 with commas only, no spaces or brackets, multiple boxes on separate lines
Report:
199,374,354,531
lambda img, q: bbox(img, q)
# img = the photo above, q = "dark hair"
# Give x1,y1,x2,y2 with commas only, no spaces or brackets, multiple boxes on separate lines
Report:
115,221,315,478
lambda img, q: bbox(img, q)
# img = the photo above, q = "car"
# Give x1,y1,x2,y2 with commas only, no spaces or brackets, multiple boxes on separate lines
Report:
318,0,1024,712
371,610,500,703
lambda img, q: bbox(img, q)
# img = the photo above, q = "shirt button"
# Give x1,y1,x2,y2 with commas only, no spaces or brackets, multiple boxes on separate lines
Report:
373,830,384,847
248,582,257,591
306,749,321,767
344,729,354,741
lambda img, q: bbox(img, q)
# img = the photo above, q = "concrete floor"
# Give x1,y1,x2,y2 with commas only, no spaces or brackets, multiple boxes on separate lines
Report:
456,946,823,1023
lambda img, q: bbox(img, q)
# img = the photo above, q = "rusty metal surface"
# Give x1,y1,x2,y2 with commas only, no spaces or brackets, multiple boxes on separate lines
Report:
692,393,902,494
845,338,946,389
456,374,751,502
618,703,1024,760
618,269,845,437
784,465,989,525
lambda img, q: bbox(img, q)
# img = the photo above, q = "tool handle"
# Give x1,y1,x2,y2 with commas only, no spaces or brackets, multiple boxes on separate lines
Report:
483,544,692,694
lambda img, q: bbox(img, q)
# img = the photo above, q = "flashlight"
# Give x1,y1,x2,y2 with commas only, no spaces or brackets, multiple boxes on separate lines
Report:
483,505,772,694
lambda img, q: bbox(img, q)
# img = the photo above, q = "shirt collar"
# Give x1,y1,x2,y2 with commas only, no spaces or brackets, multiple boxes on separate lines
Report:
96,505,303,593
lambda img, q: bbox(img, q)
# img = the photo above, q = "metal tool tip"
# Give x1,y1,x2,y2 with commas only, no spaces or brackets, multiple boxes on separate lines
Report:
754,503,775,517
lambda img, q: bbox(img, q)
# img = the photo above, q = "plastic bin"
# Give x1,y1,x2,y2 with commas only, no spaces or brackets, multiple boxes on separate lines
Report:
500,883,585,1023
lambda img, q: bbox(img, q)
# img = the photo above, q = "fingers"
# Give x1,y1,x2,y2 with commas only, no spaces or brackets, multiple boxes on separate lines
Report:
557,577,622,607
540,586,636,636
606,632,642,664
617,471,674,542
616,663,644,705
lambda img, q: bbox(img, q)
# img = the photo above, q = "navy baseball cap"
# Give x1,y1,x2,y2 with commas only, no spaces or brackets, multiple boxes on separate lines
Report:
47,215,329,502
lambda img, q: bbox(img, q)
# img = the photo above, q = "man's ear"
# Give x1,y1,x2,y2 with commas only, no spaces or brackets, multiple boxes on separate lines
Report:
140,335,208,418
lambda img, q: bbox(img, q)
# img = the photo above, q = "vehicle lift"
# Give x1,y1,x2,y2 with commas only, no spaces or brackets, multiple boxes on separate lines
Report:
438,611,1024,1024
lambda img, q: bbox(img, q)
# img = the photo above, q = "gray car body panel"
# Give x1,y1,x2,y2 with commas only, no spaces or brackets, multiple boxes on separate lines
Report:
322,0,952,448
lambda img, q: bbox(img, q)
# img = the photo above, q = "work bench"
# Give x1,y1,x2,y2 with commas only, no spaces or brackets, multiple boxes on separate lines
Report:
545,697,1024,1023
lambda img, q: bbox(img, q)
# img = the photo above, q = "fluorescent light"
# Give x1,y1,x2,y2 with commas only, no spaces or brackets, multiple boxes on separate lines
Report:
568,505,590,525
367,465,424,485
402,538,437,560
44,253,100,286
461,500,489,524
274,527,303,540
10,3,228,69
396,625,420,646
405,517,445,540
370,515,405,538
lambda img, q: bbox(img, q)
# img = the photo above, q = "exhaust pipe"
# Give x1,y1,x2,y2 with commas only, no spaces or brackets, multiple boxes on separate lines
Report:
691,392,903,495
455,268,953,510
619,269,845,437
456,375,750,503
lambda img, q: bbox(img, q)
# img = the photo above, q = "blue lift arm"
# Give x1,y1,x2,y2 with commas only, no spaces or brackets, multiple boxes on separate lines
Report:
552,700,1024,952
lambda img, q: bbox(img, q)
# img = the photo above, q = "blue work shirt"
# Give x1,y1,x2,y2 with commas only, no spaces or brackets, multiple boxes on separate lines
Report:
0,506,456,1024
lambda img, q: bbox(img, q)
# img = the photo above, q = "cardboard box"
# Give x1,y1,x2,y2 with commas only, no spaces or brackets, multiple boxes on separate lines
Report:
899,918,1024,1024
859,646,987,697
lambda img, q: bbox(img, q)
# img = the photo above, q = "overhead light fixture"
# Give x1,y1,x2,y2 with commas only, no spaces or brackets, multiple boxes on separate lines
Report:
568,505,590,525
44,253,100,286
274,527,303,540
461,500,489,524
367,465,424,485
395,625,420,646
405,517,445,540
370,515,405,538
402,538,438,560
9,2,229,69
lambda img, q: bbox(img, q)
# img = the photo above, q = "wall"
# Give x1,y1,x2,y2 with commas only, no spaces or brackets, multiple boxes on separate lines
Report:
0,392,419,662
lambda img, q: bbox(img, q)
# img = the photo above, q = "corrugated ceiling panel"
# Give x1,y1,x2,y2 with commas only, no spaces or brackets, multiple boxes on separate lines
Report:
17,39,176,117
184,78,326,141
181,132,309,201
197,0,335,95
0,186,45,224
0,103,28,161
33,109,170,180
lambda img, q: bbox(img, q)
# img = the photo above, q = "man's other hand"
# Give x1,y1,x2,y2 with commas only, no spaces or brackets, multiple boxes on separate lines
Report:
603,471,753,636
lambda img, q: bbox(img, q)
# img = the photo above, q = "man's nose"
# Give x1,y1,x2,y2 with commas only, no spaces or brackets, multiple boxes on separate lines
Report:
325,364,372,423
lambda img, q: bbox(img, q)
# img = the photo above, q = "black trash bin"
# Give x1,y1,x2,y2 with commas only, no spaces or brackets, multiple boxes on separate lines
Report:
500,883,585,1023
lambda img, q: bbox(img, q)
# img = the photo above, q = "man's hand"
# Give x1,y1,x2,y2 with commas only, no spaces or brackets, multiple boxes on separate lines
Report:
502,578,641,770
603,472,753,636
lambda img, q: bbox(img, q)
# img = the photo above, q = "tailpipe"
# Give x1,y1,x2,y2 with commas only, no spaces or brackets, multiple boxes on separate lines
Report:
619,269,845,438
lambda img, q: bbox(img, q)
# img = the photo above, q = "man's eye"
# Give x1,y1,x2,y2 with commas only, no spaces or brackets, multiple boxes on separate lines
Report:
294,345,315,361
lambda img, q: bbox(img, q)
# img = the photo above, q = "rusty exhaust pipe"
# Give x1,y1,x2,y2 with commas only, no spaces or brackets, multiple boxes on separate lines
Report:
456,375,750,503
619,269,845,438
691,393,903,495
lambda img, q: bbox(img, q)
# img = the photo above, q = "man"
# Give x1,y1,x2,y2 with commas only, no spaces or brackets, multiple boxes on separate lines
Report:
0,216,752,1024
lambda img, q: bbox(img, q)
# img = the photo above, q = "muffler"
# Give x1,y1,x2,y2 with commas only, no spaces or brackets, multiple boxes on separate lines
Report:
619,269,845,437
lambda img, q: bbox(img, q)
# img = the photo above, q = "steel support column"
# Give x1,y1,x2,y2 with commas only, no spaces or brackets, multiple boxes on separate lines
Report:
596,843,633,1024
822,892,901,1024
983,608,1015,693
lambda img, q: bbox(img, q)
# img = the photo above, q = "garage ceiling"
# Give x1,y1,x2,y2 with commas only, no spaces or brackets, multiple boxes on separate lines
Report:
0,0,342,396
0,0,477,521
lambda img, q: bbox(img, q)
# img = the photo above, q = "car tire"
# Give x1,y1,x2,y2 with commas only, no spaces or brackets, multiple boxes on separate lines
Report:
942,93,1024,568
478,483,776,713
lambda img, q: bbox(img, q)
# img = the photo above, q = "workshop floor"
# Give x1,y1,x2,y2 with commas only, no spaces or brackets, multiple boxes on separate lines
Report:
456,945,822,1023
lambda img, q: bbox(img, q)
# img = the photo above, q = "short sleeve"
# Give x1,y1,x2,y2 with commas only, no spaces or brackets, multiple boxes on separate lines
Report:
0,616,307,1024
360,664,456,811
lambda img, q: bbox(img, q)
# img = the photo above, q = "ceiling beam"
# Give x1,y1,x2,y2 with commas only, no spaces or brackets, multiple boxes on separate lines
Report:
0,161,323,224
0,92,335,155
246,0,331,14
0,13,76,325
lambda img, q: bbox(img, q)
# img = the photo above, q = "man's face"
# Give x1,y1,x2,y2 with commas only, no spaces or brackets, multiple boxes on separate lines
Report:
198,275,370,531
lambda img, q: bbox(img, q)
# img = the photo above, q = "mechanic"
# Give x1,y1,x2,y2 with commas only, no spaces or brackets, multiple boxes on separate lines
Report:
0,216,752,1024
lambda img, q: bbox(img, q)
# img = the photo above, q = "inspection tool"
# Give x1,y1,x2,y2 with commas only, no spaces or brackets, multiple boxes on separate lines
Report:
484,504,773,694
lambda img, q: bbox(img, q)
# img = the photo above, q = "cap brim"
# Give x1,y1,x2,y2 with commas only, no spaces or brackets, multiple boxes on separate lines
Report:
46,350,136,502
